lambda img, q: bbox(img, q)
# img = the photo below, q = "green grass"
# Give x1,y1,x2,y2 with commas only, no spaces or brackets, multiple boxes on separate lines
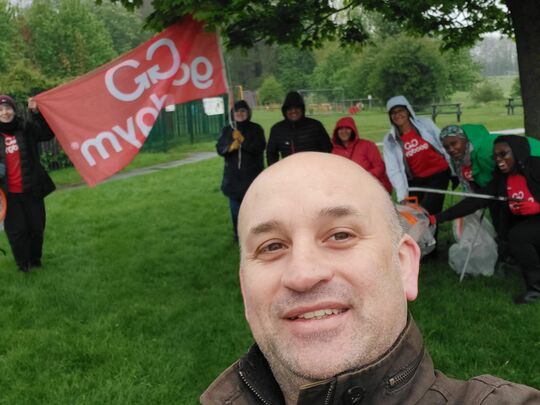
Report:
0,158,539,403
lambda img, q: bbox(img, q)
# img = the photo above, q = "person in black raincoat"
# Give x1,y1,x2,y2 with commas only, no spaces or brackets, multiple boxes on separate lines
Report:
216,100,266,240
0,95,55,273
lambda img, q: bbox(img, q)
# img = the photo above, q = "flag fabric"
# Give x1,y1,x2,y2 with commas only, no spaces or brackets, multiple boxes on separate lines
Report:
34,17,228,186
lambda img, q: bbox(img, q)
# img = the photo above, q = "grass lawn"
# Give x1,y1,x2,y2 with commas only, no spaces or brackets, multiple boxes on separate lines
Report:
0,157,539,403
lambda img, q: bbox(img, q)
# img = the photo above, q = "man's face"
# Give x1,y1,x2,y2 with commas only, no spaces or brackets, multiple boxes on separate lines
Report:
442,135,468,161
389,106,410,128
0,104,15,124
285,106,303,122
238,153,419,382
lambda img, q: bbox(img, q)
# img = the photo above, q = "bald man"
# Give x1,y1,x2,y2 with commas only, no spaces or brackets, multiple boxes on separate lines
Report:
201,153,540,405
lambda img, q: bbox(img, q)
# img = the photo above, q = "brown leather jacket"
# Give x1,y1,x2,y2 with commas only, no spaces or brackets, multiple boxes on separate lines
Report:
201,318,540,404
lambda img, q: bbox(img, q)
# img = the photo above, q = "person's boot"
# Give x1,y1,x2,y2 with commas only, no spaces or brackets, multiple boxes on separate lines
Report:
513,284,540,305
18,264,30,273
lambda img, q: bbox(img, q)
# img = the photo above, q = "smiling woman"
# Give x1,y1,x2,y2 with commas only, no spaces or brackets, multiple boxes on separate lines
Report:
0,95,56,273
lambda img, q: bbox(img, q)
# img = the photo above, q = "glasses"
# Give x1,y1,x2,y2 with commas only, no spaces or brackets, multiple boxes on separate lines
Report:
492,150,512,159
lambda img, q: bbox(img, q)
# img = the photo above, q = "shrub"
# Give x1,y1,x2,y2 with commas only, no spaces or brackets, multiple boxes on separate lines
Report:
258,75,285,105
511,76,521,97
471,80,504,103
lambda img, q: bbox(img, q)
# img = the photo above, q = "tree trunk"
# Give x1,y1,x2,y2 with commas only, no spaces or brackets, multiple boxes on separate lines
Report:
506,0,540,140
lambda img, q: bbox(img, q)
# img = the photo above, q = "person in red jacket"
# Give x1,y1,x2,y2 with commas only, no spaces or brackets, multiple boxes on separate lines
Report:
331,116,392,193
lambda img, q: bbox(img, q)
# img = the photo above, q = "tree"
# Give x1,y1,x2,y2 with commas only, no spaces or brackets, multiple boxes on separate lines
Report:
258,75,285,105
274,45,316,91
23,0,116,79
0,0,19,73
367,36,446,106
117,0,540,139
90,1,152,55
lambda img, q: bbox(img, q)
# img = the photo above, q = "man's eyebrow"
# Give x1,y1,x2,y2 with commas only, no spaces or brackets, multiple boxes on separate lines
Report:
249,220,281,236
319,206,361,218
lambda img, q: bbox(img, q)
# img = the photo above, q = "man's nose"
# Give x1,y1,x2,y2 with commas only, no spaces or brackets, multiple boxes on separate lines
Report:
281,242,334,292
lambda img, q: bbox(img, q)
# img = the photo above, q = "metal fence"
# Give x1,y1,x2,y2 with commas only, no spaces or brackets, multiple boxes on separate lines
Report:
143,97,228,152
38,97,229,170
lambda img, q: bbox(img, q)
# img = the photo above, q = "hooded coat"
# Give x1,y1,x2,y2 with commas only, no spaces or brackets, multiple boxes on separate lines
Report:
0,112,55,198
332,116,392,193
383,96,452,201
436,135,540,239
266,91,332,166
216,101,266,200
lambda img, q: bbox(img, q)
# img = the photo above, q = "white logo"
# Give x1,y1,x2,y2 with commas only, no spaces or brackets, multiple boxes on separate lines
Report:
105,39,214,102
5,136,18,154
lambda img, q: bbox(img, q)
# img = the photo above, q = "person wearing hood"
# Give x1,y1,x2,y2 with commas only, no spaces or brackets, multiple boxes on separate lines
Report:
439,124,498,193
266,91,332,165
0,95,56,273
332,116,392,193
216,100,266,240
383,95,452,215
434,135,540,304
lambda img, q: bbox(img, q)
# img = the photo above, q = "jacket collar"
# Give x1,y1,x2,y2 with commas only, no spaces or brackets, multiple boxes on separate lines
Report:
237,315,433,405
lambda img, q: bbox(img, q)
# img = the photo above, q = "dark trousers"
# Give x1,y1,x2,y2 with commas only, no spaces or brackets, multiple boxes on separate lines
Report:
508,215,540,292
4,192,46,270
229,198,242,239
409,169,451,215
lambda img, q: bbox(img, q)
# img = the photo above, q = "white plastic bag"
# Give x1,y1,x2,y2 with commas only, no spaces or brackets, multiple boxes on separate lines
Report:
395,199,436,257
448,211,498,277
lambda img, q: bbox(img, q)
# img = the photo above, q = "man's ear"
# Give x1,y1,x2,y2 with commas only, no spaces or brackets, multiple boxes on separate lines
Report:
397,234,421,301
239,267,249,321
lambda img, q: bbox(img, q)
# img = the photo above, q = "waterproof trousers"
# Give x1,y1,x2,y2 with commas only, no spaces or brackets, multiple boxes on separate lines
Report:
4,192,46,271
508,214,540,292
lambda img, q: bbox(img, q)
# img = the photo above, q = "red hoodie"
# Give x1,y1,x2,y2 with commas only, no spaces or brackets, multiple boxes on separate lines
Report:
332,116,392,193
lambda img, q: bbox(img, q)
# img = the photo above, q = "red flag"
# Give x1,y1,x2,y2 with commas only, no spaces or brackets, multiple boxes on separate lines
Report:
34,17,228,186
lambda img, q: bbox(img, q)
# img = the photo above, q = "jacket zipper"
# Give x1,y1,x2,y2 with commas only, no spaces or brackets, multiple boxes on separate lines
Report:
238,370,272,405
386,348,424,390
323,380,336,405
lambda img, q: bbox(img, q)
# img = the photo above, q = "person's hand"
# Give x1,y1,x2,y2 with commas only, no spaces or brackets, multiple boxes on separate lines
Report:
232,130,245,142
513,200,540,215
28,97,38,113
428,214,437,225
228,139,241,152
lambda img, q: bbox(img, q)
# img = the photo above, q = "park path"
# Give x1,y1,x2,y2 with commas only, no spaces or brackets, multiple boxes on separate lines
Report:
58,151,217,191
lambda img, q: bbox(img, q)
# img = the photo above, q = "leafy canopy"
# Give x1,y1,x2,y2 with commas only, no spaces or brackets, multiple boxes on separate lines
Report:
118,0,511,50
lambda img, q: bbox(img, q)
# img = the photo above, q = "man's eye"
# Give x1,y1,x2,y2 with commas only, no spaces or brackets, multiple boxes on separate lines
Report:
261,242,286,253
330,232,352,241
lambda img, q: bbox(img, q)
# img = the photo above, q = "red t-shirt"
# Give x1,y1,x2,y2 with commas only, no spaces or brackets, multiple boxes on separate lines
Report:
461,164,473,182
400,129,448,178
1,133,23,193
507,173,536,215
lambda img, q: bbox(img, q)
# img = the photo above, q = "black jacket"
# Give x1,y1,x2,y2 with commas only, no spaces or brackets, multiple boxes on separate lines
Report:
436,135,540,239
266,92,332,165
0,113,55,198
216,120,266,200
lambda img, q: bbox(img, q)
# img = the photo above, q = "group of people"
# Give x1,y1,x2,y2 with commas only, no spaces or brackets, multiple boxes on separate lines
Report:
217,92,540,305
217,91,392,239
0,95,55,273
